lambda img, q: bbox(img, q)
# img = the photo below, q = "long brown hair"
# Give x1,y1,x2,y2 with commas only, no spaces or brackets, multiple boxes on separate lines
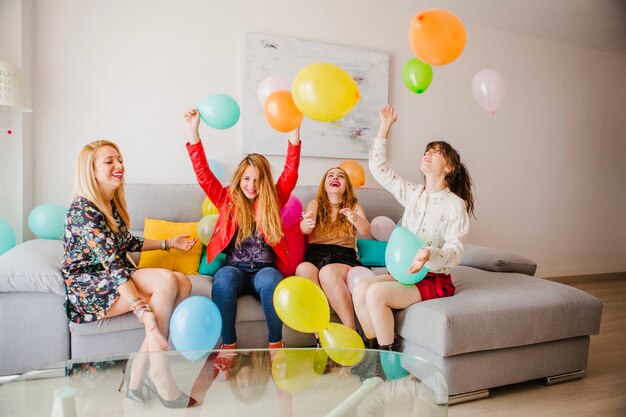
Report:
229,154,283,246
425,141,475,218
72,140,130,232
315,167,358,238
227,351,271,404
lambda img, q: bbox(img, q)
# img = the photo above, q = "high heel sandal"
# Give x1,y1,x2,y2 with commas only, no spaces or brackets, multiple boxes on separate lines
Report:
119,365,146,403
144,374,197,408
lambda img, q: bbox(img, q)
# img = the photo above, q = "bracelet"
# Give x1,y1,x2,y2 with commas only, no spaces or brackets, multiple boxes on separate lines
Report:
165,239,171,252
161,239,166,251
129,297,143,311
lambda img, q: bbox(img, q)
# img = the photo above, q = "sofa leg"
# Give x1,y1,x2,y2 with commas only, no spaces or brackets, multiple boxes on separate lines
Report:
540,369,586,386
448,389,489,405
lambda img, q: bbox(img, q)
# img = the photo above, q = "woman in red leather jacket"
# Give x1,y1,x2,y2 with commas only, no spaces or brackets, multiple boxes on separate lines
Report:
184,109,301,353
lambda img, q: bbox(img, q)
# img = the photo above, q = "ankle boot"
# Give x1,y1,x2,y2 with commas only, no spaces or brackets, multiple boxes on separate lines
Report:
365,338,378,350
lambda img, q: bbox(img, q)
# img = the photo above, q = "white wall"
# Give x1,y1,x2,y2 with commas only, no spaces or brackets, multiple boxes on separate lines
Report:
17,0,626,276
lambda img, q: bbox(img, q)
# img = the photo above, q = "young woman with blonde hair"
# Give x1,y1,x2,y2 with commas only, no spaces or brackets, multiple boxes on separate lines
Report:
62,140,197,407
184,109,301,356
296,166,370,331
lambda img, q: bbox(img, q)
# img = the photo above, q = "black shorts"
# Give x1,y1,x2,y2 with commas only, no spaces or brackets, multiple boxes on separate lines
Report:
305,244,362,269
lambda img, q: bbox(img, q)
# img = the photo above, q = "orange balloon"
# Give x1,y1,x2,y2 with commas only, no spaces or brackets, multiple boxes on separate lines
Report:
264,90,304,132
408,8,466,66
339,160,365,188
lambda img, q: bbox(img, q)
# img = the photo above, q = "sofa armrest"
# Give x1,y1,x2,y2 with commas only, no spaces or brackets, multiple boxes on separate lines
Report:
460,243,537,276
0,239,66,295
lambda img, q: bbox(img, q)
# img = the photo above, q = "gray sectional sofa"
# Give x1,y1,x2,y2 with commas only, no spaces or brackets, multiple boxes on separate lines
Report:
0,184,603,403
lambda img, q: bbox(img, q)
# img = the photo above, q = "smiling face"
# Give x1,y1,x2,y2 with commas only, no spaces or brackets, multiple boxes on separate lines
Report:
239,164,260,200
420,145,451,177
93,145,124,196
324,167,347,196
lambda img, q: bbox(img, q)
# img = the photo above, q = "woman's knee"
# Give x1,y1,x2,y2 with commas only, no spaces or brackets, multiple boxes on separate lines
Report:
153,269,179,297
365,283,386,307
175,272,192,297
352,280,370,303
255,267,282,290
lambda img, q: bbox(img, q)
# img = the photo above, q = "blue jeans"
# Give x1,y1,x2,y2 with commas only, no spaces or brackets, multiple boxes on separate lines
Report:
211,265,283,345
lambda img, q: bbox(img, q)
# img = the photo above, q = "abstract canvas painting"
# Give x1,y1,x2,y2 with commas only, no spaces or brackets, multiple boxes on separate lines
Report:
243,33,389,159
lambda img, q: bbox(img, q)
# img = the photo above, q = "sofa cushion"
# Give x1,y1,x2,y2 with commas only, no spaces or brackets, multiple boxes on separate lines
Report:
0,239,65,295
460,243,537,276
198,250,226,277
357,239,387,267
395,265,603,357
137,218,203,274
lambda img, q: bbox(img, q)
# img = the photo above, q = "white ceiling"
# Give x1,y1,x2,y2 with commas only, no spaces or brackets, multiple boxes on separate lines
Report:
399,0,626,56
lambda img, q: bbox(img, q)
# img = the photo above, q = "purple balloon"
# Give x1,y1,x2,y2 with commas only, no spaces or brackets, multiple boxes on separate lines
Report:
281,195,303,229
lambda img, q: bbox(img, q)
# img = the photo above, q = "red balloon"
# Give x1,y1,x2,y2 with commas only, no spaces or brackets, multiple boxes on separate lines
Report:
275,225,305,276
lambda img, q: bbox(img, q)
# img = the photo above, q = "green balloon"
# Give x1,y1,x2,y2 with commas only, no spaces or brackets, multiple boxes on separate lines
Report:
402,58,433,94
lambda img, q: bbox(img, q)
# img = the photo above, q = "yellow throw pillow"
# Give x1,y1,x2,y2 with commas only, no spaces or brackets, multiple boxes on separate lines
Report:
137,218,202,275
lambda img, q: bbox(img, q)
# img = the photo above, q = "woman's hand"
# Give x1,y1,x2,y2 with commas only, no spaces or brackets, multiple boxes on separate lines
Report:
408,248,430,274
339,208,358,224
170,235,197,251
299,211,315,234
184,109,202,144
376,105,397,139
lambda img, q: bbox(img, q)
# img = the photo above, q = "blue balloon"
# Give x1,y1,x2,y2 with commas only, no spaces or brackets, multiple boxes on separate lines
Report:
380,351,410,381
385,226,428,284
28,203,66,239
170,296,222,361
0,218,17,256
207,158,226,183
198,94,240,130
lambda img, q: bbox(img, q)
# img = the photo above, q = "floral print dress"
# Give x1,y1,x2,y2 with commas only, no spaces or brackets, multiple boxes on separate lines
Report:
61,197,144,323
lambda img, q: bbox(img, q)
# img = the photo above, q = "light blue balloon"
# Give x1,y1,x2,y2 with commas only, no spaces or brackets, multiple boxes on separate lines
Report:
380,351,410,381
198,94,240,130
170,296,222,361
0,218,17,256
28,203,66,239
385,226,428,284
207,158,226,183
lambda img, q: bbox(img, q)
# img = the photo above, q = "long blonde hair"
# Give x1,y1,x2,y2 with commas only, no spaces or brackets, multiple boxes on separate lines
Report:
229,154,283,246
72,140,130,233
315,167,358,239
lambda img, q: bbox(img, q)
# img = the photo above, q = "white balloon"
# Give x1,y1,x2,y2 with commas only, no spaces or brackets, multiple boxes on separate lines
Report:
471,69,506,115
258,75,292,107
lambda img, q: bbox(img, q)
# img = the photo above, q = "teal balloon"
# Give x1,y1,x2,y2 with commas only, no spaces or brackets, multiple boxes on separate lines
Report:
0,218,17,256
402,58,433,94
385,226,428,284
170,296,222,361
380,351,410,381
28,203,66,239
198,94,240,129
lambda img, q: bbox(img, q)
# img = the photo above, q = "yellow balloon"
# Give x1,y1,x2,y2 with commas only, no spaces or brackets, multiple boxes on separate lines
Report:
196,214,218,245
201,197,219,217
320,323,365,366
273,276,330,333
271,349,325,393
292,62,360,122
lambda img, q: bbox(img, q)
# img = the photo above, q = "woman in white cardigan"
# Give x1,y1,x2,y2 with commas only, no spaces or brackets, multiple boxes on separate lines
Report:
352,105,475,351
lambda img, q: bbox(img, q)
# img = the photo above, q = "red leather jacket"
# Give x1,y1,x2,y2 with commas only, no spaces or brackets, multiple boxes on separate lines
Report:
187,140,301,275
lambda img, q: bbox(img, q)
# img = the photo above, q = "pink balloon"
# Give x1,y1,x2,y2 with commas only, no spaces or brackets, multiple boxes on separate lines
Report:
280,195,303,229
347,266,376,294
275,225,305,276
370,216,396,241
471,69,506,115
258,75,292,107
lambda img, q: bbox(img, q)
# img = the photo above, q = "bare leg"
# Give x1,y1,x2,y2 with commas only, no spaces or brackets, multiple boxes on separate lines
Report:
319,263,356,329
366,281,422,346
352,275,394,339
173,271,192,306
295,262,320,286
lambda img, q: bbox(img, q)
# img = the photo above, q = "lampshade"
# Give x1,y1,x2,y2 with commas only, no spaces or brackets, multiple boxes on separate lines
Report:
0,59,32,112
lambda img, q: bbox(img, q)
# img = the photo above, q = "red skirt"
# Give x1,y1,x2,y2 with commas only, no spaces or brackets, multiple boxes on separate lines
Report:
415,272,455,301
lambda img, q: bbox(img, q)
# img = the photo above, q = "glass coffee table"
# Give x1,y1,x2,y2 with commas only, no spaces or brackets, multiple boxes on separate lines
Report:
0,348,447,416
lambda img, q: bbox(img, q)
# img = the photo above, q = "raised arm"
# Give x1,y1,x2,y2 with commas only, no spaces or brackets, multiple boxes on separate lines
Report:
184,109,229,207
368,105,421,207
276,125,302,206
